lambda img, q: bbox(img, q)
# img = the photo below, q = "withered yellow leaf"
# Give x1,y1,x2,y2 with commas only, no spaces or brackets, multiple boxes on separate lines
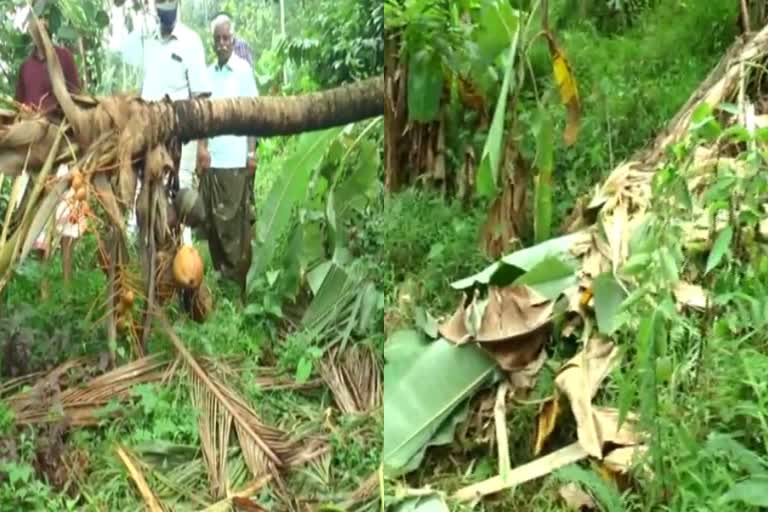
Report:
552,53,577,104
549,41,581,146
534,396,561,456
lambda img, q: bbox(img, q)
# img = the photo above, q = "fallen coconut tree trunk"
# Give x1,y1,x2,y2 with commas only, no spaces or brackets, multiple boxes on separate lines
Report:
0,16,385,358
0,17,383,180
170,77,383,141
0,78,384,179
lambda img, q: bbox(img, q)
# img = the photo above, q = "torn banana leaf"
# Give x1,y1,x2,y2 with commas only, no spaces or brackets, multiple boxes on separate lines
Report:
451,233,584,291
383,331,496,477
390,493,450,512
301,262,379,348
512,256,577,300
399,397,471,475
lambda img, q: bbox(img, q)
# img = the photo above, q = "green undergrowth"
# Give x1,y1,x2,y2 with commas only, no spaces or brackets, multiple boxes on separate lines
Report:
374,188,489,317
0,227,380,509
529,0,738,224
383,1,767,510
387,139,768,511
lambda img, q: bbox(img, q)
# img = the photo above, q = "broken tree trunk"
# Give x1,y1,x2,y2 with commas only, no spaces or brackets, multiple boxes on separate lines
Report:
560,23,768,284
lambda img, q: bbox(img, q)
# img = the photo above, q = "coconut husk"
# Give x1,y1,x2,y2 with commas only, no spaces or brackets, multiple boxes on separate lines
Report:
191,283,214,323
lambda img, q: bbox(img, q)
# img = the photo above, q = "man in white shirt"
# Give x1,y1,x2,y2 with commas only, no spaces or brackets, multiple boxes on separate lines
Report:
197,14,258,298
118,0,210,245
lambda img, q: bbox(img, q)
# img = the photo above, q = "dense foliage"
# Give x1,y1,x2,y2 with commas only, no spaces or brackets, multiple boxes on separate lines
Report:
382,1,768,511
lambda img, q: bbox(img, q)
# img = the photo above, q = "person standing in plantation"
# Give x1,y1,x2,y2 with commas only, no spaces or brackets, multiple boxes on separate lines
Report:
197,14,258,299
118,0,211,245
15,15,85,286
209,10,258,224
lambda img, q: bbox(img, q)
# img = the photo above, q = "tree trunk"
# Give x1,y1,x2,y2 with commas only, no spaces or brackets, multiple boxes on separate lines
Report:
167,76,383,142
384,33,406,193
0,75,383,179
14,16,383,177
559,22,768,296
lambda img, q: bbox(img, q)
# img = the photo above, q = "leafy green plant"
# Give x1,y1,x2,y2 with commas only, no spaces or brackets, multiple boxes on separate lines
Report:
383,330,497,477
0,402,14,435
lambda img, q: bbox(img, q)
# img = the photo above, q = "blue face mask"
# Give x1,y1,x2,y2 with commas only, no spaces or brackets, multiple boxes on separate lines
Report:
157,8,178,29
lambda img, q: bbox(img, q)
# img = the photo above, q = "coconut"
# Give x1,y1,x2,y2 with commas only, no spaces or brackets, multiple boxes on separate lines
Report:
191,283,214,323
70,168,83,184
172,244,204,289
71,172,84,190
120,289,135,307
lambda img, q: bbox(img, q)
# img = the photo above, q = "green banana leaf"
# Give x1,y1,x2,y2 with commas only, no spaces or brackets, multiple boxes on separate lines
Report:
247,126,343,291
451,232,583,290
383,331,496,477
391,494,449,512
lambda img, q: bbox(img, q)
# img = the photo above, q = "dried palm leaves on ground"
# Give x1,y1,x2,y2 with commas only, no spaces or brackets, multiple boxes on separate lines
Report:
319,344,382,415
5,354,170,426
384,18,768,506
1,322,356,509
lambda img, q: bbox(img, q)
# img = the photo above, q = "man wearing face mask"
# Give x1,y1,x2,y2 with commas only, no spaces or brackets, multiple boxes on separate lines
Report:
118,0,211,245
194,14,258,300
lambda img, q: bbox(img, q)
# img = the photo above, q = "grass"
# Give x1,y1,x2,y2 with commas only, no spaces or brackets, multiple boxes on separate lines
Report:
373,188,490,320
529,0,739,224
0,233,380,510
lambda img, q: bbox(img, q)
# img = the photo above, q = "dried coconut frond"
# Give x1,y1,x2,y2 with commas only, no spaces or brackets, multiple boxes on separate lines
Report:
116,446,166,512
161,319,309,497
8,355,169,426
320,344,382,415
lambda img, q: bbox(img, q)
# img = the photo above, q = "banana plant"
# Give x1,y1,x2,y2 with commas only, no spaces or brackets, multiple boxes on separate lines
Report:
386,0,582,247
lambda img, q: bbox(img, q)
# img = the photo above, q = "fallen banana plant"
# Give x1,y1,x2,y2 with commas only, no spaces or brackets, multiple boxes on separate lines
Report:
563,20,768,292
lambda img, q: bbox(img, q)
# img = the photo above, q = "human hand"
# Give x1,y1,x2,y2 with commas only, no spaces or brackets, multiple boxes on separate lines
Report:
196,145,210,175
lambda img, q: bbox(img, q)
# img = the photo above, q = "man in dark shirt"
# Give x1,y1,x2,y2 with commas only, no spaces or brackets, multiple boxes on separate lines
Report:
15,17,83,285
15,19,80,116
